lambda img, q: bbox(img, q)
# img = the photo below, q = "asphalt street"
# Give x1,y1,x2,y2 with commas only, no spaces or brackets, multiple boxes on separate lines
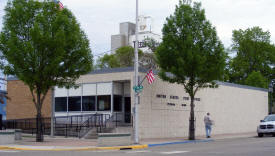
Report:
0,136,275,156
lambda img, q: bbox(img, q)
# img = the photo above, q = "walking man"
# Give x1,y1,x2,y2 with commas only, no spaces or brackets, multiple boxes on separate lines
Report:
204,112,213,138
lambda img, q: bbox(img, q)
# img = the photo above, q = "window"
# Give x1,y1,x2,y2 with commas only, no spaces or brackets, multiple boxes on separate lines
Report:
181,104,187,107
68,96,81,111
114,95,122,112
97,95,111,111
82,96,95,111
55,97,67,112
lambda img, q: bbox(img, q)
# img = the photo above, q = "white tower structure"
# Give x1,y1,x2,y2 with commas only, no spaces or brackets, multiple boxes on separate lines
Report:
111,16,161,54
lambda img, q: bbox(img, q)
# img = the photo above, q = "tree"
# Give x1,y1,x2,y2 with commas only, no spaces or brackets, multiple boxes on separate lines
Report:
96,54,119,69
143,37,159,53
229,27,275,87
156,1,226,140
139,37,160,70
116,46,138,67
96,46,143,69
0,0,93,142
244,71,267,88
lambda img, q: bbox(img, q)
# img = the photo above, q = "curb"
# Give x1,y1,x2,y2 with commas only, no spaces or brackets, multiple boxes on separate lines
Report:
148,139,214,147
0,139,213,151
0,144,148,151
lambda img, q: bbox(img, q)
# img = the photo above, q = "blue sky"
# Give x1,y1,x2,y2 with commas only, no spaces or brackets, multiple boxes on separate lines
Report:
1,0,275,57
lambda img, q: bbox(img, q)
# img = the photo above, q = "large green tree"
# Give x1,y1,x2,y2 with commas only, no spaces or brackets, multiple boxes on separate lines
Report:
229,27,275,87
156,0,226,140
0,0,93,141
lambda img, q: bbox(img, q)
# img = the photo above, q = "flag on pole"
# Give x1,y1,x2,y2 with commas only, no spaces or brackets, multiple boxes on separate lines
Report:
54,0,64,10
146,69,155,84
59,1,64,10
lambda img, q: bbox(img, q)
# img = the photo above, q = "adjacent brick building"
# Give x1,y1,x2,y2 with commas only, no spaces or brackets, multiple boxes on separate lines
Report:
7,79,52,119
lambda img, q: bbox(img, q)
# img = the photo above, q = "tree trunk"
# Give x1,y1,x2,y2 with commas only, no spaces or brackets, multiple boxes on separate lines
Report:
36,93,44,142
189,95,195,140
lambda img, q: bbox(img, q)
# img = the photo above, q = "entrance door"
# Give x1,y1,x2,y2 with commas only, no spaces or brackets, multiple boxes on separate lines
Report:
124,97,131,123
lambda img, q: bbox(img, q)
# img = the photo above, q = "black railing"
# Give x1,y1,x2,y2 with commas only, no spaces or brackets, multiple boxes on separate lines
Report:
78,113,111,138
4,114,105,137
3,112,133,138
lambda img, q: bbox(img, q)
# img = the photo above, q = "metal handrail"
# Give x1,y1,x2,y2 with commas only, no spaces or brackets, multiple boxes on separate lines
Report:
3,113,132,138
78,113,111,138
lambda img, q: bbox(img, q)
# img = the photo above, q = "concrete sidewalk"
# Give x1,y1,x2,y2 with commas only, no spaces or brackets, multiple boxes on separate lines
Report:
0,132,257,151
14,135,97,147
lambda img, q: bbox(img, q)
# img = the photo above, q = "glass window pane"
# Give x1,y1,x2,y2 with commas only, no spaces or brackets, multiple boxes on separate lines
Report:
55,97,67,112
82,96,95,111
114,95,122,112
97,95,111,111
68,96,81,111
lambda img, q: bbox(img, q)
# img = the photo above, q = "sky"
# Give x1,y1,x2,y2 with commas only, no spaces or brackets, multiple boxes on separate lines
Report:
0,0,275,58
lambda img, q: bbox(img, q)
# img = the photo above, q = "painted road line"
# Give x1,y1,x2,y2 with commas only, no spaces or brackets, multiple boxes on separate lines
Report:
148,139,214,147
125,150,151,154
160,151,189,154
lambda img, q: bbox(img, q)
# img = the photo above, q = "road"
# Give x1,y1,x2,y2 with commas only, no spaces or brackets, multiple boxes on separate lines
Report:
0,136,274,156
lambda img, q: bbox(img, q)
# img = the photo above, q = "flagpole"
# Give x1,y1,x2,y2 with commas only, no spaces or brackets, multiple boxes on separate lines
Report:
134,0,139,144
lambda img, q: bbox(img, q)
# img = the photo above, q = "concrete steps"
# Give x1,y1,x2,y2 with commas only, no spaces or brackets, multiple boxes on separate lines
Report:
83,126,133,140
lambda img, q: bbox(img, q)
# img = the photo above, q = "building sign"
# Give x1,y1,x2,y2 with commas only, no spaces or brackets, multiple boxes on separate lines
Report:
133,41,146,48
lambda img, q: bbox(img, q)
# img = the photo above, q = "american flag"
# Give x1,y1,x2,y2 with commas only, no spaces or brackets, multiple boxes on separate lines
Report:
54,0,64,10
58,1,64,10
146,70,155,84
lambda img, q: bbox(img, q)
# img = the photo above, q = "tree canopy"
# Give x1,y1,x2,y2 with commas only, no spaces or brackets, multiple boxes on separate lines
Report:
228,27,275,88
156,0,226,140
244,71,267,88
140,37,160,69
0,0,93,141
96,46,142,69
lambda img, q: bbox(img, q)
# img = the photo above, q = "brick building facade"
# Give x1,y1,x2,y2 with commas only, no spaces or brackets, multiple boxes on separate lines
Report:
7,79,52,119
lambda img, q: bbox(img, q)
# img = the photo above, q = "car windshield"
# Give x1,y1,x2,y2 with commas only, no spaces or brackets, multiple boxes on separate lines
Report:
264,115,275,122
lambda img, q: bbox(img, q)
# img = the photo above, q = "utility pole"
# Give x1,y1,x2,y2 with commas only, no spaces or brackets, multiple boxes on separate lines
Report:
269,80,275,114
134,0,139,144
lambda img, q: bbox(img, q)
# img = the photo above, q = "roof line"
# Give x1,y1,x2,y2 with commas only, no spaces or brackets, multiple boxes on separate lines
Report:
7,67,268,92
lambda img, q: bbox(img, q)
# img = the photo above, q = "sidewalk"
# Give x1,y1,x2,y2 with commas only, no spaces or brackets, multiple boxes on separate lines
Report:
14,135,97,147
0,132,256,151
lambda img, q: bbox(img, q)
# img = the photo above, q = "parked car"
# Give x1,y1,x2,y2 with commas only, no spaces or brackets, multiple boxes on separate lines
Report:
257,114,275,137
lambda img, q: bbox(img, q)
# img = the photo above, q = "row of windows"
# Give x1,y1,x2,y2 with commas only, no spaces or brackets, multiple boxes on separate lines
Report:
55,95,122,112
157,94,201,101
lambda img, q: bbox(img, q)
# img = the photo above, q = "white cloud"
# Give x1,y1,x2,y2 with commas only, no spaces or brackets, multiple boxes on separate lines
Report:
1,0,275,55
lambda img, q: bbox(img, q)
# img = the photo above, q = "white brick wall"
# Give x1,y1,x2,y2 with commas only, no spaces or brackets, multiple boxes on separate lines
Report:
75,71,267,139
